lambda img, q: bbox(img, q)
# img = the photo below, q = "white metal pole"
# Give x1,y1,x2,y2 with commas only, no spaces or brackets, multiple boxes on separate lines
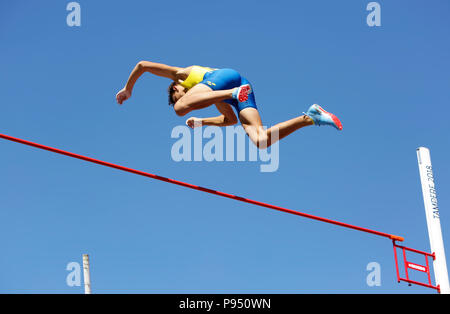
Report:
417,147,450,294
82,254,92,294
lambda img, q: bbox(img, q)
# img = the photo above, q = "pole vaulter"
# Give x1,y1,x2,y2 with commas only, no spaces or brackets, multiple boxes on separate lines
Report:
0,133,403,241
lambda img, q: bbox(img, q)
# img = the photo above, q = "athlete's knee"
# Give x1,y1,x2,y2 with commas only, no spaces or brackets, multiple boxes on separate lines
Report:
256,138,270,149
249,133,270,149
173,100,190,116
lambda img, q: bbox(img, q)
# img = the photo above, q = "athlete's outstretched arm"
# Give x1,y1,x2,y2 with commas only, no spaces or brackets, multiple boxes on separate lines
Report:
186,103,238,128
116,61,183,105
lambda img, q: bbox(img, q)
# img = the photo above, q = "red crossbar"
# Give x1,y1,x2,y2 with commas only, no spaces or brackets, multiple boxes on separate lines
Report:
0,133,404,242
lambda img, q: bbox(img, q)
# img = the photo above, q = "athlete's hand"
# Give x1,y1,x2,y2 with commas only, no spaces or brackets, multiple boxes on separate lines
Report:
186,117,202,129
116,88,131,105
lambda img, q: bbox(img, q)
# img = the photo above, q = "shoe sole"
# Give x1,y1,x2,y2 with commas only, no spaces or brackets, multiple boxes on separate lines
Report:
237,84,252,102
316,105,343,130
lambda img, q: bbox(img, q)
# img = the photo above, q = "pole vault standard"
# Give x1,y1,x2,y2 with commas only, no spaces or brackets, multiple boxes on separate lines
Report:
0,133,404,242
416,147,450,294
82,254,92,294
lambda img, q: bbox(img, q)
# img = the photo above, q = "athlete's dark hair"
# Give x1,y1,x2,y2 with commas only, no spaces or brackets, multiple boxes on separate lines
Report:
167,81,177,106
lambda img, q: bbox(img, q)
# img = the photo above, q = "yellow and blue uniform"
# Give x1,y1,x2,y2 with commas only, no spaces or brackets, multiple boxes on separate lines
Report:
180,66,257,113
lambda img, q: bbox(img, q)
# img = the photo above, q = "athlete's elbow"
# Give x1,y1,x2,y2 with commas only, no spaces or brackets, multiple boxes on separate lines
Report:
136,60,151,70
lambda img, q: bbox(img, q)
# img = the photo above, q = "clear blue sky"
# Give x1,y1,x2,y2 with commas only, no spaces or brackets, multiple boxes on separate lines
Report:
1,1,449,293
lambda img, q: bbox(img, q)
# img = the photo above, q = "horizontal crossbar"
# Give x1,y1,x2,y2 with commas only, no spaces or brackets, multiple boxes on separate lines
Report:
0,133,404,242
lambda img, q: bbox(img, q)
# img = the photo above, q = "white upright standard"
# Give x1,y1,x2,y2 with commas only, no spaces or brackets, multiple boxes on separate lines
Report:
417,147,450,294
82,254,92,294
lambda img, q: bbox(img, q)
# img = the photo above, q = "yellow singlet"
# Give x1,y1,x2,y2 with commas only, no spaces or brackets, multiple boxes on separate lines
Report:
179,66,215,90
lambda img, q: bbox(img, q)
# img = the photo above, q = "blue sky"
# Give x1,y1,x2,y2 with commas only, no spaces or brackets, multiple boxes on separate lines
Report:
0,0,449,293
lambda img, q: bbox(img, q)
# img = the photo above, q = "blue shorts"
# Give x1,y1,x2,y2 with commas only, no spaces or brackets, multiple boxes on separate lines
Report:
199,68,257,113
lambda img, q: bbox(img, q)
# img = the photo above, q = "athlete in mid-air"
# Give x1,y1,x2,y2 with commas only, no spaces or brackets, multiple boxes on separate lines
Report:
116,61,342,148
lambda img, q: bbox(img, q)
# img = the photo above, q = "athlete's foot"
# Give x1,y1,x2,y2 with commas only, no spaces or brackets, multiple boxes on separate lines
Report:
304,104,343,130
232,84,252,102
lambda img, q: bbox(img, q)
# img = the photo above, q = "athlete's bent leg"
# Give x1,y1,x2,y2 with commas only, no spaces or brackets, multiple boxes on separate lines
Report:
174,84,234,116
238,108,313,149
174,83,251,116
